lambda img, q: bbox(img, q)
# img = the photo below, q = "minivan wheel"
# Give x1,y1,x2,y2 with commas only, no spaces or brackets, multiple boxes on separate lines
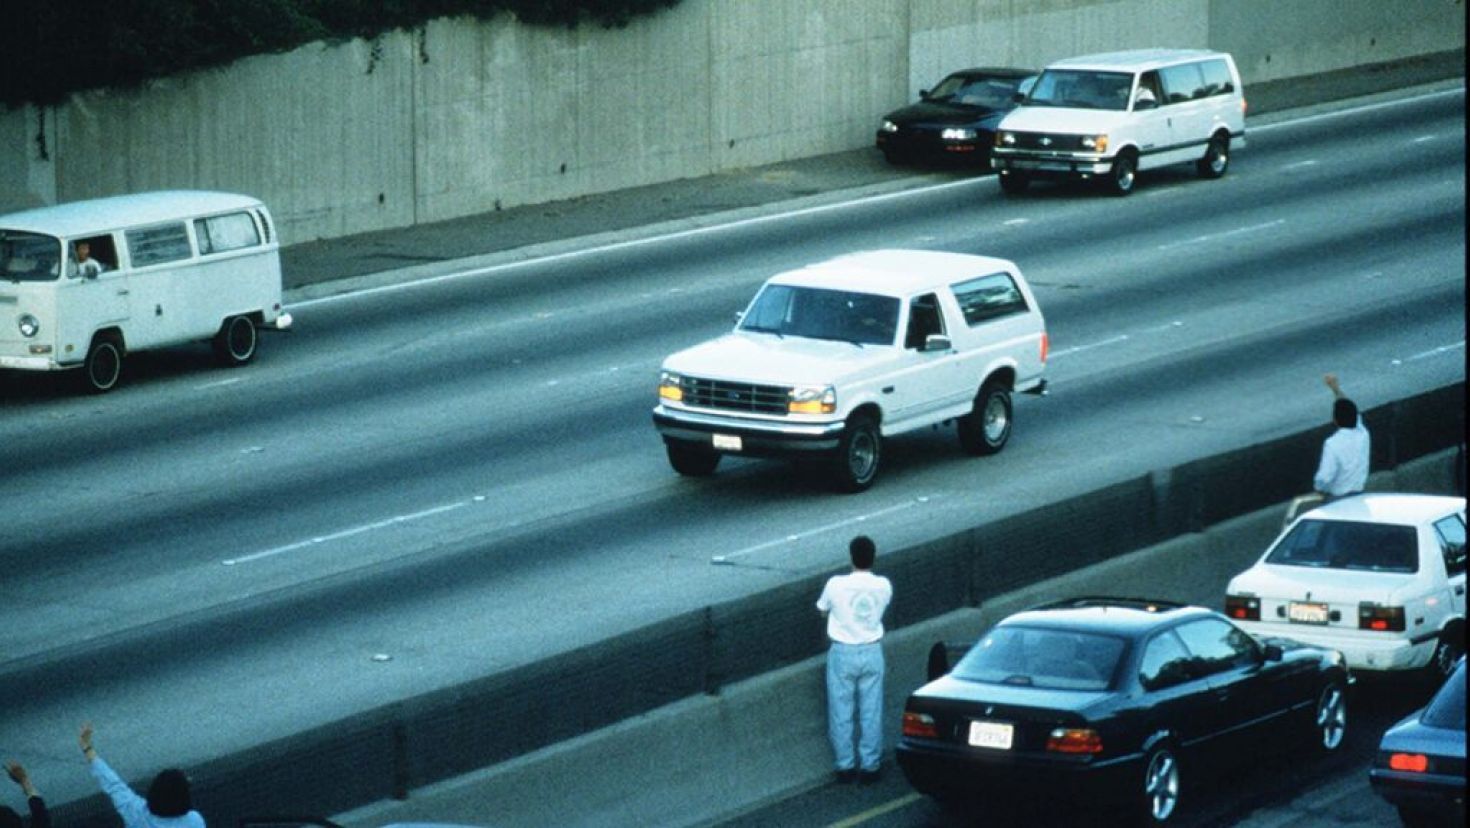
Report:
666,440,721,477
831,413,881,493
213,315,258,366
1107,152,1137,196
999,171,1030,195
82,336,123,393
1197,135,1229,179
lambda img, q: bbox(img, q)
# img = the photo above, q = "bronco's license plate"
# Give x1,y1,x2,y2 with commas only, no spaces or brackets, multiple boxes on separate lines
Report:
1288,601,1330,625
712,433,742,451
968,721,1014,750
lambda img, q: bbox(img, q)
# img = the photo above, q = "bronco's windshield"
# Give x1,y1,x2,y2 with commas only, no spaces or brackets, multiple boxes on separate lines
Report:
740,285,899,346
0,230,62,282
1024,69,1133,111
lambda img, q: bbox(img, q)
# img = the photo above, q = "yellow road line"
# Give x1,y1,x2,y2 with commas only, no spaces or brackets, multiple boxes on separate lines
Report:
825,792,924,828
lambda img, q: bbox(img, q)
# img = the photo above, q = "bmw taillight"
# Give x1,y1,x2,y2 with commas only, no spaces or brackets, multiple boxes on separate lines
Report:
1046,728,1103,754
1225,594,1260,621
902,711,938,739
1358,603,1406,632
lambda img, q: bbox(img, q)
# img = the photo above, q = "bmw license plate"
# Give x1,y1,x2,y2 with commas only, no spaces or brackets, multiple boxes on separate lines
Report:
1288,601,1329,625
712,433,742,451
968,721,1014,750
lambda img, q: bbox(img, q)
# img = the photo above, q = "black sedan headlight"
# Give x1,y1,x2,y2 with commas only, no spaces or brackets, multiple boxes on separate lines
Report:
879,120,899,134
941,128,978,141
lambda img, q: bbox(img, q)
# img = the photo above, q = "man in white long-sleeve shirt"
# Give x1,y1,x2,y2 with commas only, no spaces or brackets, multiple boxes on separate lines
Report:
80,724,205,828
1313,373,1370,499
817,535,893,785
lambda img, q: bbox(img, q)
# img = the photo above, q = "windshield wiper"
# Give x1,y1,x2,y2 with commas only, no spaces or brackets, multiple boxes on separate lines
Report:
742,325,784,339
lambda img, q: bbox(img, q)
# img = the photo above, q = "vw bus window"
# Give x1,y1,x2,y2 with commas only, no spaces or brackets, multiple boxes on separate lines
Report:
196,212,261,256
1,231,62,282
126,222,192,267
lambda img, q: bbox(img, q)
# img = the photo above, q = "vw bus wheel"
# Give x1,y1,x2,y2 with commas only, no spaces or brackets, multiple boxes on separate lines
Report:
83,336,123,393
214,315,258,366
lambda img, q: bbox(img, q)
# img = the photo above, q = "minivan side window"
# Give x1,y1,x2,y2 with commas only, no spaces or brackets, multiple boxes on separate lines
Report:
195,212,261,256
126,222,192,267
1198,59,1235,97
951,273,1028,326
1158,62,1206,104
1435,515,1466,577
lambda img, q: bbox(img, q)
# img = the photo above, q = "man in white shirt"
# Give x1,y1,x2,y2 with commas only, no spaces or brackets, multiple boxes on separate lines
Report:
1314,373,1370,498
816,535,893,785
71,240,105,279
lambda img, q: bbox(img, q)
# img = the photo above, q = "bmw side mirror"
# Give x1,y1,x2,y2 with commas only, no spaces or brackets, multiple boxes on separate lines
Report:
919,88,931,100
1263,643,1283,662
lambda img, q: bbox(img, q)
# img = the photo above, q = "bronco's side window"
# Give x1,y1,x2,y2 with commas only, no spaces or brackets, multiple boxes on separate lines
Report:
951,272,1028,326
905,293,945,350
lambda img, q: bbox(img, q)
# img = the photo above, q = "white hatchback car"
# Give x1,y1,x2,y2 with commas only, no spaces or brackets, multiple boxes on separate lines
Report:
1225,494,1466,678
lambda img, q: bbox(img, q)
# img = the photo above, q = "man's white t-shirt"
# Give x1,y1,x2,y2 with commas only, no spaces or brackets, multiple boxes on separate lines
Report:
816,570,893,645
1314,417,1370,496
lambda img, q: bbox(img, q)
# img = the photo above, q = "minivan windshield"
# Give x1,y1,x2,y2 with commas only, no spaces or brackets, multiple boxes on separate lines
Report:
1025,69,1133,111
950,626,1123,691
740,285,899,346
0,230,62,282
1265,519,1419,573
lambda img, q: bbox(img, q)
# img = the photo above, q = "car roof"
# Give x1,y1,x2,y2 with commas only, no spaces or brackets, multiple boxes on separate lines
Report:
0,191,265,238
766,249,1020,297
1001,598,1212,638
946,66,1035,80
1301,493,1466,526
1045,48,1226,73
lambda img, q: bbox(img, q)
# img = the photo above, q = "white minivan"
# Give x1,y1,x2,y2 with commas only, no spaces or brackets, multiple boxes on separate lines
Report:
991,48,1246,195
0,191,292,392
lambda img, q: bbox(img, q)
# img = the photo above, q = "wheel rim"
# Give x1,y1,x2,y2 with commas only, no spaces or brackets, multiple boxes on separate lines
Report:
228,317,256,360
1210,143,1228,174
1116,159,1135,191
1145,749,1178,821
983,394,1010,444
848,430,878,483
1433,638,1460,677
89,343,120,390
1316,685,1346,750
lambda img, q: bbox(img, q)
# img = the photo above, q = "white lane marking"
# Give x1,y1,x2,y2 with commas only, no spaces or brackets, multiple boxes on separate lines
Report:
197,377,243,390
1411,134,1438,143
1400,340,1465,363
710,498,929,564
223,502,468,566
1003,218,1029,226
1279,159,1318,171
1251,87,1462,132
1155,219,1285,252
1049,335,1129,359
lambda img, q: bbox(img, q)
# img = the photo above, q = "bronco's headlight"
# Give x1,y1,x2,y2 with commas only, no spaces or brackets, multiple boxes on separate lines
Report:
995,131,1017,147
879,120,899,133
941,128,977,141
1081,134,1109,153
18,313,39,338
788,385,836,415
658,371,683,402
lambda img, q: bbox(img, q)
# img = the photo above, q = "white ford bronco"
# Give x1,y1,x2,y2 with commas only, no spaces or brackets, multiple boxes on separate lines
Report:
651,250,1048,492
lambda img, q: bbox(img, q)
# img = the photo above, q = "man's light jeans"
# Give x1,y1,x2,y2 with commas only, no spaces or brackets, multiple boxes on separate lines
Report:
826,640,885,772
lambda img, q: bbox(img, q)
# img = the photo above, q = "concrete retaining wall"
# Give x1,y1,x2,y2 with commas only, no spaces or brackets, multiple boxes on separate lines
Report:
42,383,1465,826
1,0,1462,243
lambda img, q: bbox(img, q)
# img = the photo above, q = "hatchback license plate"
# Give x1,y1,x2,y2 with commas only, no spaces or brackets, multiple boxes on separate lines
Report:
968,721,1014,750
712,433,742,451
1288,601,1329,625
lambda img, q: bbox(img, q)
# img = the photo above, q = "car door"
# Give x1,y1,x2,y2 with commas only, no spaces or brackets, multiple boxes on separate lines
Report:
1155,62,1212,166
1129,70,1173,168
1129,628,1220,751
888,292,961,427
1433,513,1467,617
1172,618,1272,746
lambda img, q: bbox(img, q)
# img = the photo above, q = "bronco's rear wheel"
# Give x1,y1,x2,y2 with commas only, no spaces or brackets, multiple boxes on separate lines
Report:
957,381,1012,456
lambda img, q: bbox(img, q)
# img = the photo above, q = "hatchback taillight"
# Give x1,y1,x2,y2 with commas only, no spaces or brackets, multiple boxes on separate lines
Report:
1225,594,1260,621
1046,728,1103,754
1388,752,1429,772
902,711,938,739
1358,603,1406,632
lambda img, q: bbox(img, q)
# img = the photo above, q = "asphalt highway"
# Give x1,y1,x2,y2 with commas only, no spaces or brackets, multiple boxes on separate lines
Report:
1,69,1464,826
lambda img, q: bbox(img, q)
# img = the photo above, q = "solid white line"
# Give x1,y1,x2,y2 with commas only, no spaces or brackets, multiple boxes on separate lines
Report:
1049,334,1129,358
1404,340,1465,362
223,502,468,566
1156,219,1285,252
1250,87,1462,132
1410,134,1438,143
1279,159,1319,171
711,498,928,564
197,377,243,389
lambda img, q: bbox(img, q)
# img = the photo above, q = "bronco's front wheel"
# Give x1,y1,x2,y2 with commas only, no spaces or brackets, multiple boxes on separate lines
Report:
831,413,881,493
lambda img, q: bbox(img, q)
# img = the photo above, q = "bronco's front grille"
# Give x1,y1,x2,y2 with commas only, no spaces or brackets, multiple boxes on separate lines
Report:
682,377,790,415
1005,132,1092,152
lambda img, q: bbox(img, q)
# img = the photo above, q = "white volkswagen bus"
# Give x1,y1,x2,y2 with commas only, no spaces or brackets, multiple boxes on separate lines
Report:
0,191,292,392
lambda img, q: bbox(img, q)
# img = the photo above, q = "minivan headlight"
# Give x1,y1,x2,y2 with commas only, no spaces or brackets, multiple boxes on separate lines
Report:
18,313,39,338
996,131,1017,147
1081,134,1109,152
788,385,836,415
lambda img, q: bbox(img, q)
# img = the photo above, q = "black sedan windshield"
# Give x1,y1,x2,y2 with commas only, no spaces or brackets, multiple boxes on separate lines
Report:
928,74,1024,109
951,626,1124,691
740,285,899,346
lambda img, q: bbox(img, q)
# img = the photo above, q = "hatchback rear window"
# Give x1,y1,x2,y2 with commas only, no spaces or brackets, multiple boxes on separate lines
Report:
951,626,1124,691
1421,663,1465,729
1265,519,1419,573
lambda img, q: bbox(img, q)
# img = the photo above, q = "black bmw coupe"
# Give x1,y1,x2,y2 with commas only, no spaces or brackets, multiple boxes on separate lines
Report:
875,67,1034,167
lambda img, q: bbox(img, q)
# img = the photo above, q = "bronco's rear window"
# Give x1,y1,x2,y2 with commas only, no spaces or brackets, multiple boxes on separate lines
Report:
1265,519,1419,573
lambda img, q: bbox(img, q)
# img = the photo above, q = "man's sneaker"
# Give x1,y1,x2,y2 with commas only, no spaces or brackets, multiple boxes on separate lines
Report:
857,768,882,785
835,769,858,785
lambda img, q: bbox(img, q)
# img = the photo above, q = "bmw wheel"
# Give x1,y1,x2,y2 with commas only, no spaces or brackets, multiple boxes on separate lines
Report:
1312,683,1348,752
1138,743,1180,824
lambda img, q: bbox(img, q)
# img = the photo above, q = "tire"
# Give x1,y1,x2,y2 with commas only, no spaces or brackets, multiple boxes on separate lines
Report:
998,171,1030,195
1107,152,1138,196
1196,134,1229,179
831,413,881,493
666,440,720,477
1136,743,1181,824
1309,682,1348,752
957,382,1012,456
213,315,258,366
81,335,123,393
1424,628,1464,681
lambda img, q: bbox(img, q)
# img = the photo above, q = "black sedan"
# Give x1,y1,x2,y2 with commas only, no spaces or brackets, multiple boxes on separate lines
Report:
1370,657,1466,827
875,67,1034,167
896,597,1351,824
